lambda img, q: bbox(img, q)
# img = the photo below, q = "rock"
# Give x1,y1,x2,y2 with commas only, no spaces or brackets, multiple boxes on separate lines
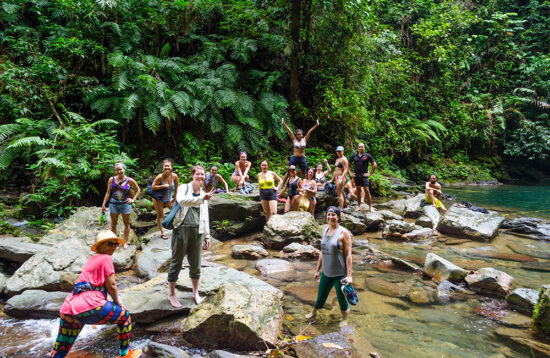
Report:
208,194,265,238
506,288,539,315
365,277,409,297
315,192,339,212
415,216,433,229
59,272,79,292
142,341,190,358
382,220,418,239
406,228,439,241
0,271,8,295
362,212,384,231
4,290,67,319
403,193,425,218
231,244,269,259
134,198,153,210
436,280,471,302
262,212,322,249
407,285,436,304
421,205,441,229
279,243,320,260
436,206,504,240
521,261,550,272
255,259,292,274
120,274,195,324
180,283,283,350
507,242,550,260
340,213,366,234
423,253,467,283
4,238,89,296
502,217,550,240
532,285,550,336
494,327,550,357
464,268,515,298
291,325,381,358
378,210,403,221
112,245,137,271
136,237,172,279
0,238,49,263
205,350,257,358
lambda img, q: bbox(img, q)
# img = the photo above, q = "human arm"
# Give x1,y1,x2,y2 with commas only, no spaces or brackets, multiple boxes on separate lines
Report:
126,179,141,204
105,273,124,307
314,252,323,282
272,172,284,188
217,174,229,192
341,230,353,283
239,161,252,185
323,159,331,177
304,119,320,141
171,174,179,203
101,177,113,212
281,118,296,142
366,156,377,177
151,174,169,190
177,184,214,207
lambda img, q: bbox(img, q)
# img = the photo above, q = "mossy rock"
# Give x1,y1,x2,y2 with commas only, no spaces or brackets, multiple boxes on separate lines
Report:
532,285,550,335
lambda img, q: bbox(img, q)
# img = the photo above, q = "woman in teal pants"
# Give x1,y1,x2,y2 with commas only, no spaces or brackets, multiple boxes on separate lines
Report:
308,206,353,326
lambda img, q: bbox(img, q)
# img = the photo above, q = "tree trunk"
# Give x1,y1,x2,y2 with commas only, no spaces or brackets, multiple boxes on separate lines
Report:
289,0,302,117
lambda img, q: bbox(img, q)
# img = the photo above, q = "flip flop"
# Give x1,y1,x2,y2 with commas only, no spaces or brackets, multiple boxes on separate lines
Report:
161,234,169,240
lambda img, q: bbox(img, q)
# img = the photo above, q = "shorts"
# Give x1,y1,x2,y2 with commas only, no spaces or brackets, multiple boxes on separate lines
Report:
260,188,278,201
354,175,370,187
289,156,307,176
109,202,132,214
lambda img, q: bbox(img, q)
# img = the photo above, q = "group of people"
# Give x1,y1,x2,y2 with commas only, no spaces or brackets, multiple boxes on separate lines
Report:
49,118,453,357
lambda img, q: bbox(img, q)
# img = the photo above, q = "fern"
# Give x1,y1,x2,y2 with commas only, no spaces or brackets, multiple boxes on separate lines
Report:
7,136,49,149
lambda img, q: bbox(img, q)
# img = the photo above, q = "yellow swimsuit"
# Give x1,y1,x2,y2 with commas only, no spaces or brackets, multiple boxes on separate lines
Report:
425,193,443,209
259,172,275,189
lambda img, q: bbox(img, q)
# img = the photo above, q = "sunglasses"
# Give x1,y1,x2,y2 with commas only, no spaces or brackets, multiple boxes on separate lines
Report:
289,168,296,171
105,241,120,247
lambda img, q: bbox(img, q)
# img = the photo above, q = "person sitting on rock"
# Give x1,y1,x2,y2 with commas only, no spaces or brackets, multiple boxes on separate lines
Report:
205,165,229,193
299,168,318,216
230,151,251,192
307,206,353,327
167,165,214,307
47,230,142,358
425,174,447,214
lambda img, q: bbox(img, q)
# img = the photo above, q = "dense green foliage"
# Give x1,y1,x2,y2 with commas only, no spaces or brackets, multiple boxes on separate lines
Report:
1,0,549,215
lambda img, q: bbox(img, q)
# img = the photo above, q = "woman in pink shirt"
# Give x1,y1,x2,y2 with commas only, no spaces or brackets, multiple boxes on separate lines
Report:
48,230,141,358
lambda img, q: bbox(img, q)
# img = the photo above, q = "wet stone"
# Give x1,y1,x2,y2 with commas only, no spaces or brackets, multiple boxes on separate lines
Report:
520,261,550,272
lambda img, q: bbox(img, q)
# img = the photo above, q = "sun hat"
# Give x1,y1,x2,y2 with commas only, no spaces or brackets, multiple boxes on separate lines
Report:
91,230,126,253
335,146,344,152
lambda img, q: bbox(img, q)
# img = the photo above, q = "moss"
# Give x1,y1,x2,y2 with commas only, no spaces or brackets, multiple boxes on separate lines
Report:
218,193,252,201
532,287,550,335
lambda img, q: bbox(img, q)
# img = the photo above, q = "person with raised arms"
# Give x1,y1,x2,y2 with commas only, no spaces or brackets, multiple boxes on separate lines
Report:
348,142,377,212
281,117,319,177
167,165,214,308
101,161,140,248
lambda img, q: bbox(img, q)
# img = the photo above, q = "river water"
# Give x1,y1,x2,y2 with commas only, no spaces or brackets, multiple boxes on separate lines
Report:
1,186,549,357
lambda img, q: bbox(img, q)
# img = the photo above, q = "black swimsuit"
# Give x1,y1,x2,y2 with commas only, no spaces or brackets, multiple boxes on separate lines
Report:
288,178,300,198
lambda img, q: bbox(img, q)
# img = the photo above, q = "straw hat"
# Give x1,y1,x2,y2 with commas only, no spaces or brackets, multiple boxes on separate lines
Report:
91,230,126,253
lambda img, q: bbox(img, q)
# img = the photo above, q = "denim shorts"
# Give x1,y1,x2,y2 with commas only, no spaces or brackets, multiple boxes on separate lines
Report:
289,156,307,176
109,202,132,214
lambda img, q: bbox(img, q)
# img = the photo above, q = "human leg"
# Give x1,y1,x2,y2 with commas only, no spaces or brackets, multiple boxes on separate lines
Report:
314,272,335,310
109,212,120,236
153,198,166,238
331,278,350,326
231,175,240,191
364,186,374,212
48,313,84,358
167,225,187,307
291,194,301,211
308,198,316,216
121,213,131,248
268,200,278,220
261,200,270,222
186,227,203,304
336,178,345,210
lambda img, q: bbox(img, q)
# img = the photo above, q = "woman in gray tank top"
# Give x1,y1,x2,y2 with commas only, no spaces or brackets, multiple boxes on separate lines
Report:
307,206,353,326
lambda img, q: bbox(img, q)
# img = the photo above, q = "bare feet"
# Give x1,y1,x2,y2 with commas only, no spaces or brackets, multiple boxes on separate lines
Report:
305,309,318,322
354,205,362,212
339,319,349,327
369,206,375,213
168,294,182,308
193,293,202,305
124,243,129,249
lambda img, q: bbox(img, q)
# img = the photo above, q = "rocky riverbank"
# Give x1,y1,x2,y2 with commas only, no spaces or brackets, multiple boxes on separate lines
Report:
1,189,550,357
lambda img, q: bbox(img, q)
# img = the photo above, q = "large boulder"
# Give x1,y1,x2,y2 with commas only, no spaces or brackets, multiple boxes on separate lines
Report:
378,210,403,221
315,192,339,212
362,212,384,231
415,215,433,228
142,341,190,358
255,259,292,274
506,288,539,315
232,244,269,259
502,217,550,240
437,206,504,240
4,238,89,296
136,237,172,279
4,289,67,319
208,194,265,238
279,243,319,260
262,212,322,249
0,238,49,263
340,213,366,234
403,193,425,218
112,245,137,271
423,253,467,283
382,220,418,239
421,205,441,229
406,228,439,241
532,285,550,336
464,267,515,298
180,283,283,350
0,271,8,295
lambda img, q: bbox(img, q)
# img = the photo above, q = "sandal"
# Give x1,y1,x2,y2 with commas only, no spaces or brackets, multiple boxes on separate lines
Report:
161,233,169,240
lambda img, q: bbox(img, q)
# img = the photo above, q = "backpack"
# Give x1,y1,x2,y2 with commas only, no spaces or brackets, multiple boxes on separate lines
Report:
239,182,255,195
325,182,337,197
